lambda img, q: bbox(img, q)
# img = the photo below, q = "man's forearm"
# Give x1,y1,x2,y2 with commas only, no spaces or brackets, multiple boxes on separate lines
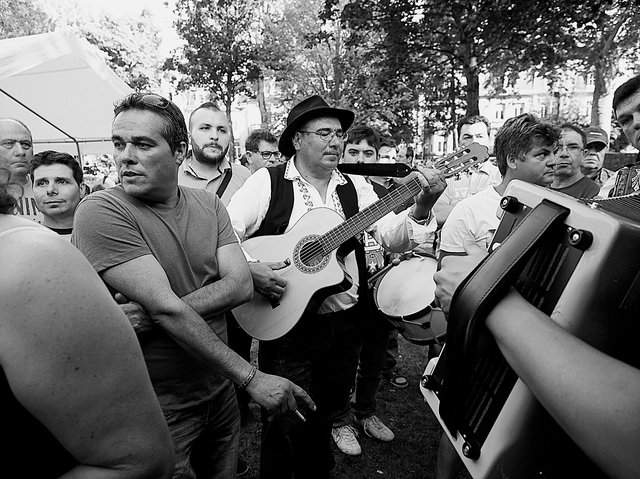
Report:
181,275,252,318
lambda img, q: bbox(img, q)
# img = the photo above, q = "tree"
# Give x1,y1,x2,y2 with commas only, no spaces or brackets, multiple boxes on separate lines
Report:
172,0,261,159
0,0,52,39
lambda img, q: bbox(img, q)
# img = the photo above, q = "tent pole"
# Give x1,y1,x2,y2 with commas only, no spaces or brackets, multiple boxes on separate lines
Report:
0,87,83,163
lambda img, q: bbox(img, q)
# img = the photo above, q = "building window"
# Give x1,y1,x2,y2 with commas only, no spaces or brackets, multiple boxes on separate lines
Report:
496,104,505,120
514,103,524,116
585,101,592,118
541,104,548,118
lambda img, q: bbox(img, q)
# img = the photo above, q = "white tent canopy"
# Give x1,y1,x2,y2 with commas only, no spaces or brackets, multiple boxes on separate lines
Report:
0,30,133,158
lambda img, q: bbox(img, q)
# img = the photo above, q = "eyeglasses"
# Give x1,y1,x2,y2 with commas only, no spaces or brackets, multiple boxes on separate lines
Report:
298,128,345,142
0,139,33,150
256,150,281,160
555,143,584,155
140,94,170,109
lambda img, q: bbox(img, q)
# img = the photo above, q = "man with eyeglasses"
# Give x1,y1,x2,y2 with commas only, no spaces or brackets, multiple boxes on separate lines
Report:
72,93,315,479
0,118,43,223
551,123,599,199
179,101,251,206
227,95,446,478
244,129,281,174
581,126,613,188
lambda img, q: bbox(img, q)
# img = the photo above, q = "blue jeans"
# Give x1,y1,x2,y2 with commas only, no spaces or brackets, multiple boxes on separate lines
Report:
165,384,241,479
258,305,363,479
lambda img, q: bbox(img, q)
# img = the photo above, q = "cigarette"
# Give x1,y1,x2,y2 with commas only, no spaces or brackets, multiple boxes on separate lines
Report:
294,409,306,422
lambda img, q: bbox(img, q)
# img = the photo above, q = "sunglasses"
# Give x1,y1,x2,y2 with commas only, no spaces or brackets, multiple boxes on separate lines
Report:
140,94,170,109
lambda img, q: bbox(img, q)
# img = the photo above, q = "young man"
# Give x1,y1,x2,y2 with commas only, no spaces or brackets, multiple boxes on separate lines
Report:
331,125,396,457
0,117,42,222
72,93,313,478
550,123,599,198
435,113,561,479
433,115,501,227
244,129,281,173
178,101,251,205
581,126,613,187
226,95,446,478
30,150,84,239
600,75,640,197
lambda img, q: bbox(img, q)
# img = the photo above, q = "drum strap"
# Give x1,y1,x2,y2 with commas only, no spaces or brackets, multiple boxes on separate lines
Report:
438,199,569,435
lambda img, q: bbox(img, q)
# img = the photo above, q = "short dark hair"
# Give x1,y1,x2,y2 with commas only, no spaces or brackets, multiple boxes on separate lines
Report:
613,75,640,116
558,122,587,147
245,129,278,152
30,150,83,186
494,113,561,176
344,125,380,152
457,115,490,136
113,93,188,154
188,101,223,131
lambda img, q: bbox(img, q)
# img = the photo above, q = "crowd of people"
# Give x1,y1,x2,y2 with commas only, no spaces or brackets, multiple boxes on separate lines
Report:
1,73,639,479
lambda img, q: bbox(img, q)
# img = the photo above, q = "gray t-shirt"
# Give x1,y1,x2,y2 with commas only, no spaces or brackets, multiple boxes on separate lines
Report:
72,185,238,410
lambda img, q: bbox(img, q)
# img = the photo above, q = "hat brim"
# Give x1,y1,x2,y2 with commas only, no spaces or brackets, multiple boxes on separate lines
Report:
278,106,355,158
586,138,608,147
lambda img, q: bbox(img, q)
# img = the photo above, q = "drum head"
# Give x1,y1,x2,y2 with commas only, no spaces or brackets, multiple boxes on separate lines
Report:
375,254,438,318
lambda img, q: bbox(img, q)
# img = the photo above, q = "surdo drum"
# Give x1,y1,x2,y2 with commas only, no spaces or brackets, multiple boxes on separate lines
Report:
371,253,446,346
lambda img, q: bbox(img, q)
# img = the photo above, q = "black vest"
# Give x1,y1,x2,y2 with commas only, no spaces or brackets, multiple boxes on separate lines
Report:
252,164,371,312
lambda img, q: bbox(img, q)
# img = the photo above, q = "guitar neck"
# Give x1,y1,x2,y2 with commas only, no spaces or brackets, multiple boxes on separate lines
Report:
320,176,422,253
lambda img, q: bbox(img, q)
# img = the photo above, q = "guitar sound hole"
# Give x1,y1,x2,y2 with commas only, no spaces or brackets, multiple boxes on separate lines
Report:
300,241,324,267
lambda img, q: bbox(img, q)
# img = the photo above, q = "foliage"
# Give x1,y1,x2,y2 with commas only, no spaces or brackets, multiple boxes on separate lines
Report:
0,0,52,39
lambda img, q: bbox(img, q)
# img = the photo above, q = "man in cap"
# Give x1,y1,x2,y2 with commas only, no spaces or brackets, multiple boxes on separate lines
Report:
581,126,613,188
227,95,446,478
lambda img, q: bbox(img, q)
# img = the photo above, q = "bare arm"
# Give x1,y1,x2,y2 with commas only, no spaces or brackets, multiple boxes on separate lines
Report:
102,254,315,417
181,242,253,317
487,291,640,479
0,231,173,478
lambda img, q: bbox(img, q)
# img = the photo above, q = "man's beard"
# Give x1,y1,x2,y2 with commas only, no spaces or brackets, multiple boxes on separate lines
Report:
191,141,229,166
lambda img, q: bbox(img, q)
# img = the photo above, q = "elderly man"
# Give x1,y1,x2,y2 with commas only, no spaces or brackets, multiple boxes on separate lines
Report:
227,95,445,478
581,126,613,187
0,118,43,222
72,93,313,479
550,123,599,198
30,150,84,239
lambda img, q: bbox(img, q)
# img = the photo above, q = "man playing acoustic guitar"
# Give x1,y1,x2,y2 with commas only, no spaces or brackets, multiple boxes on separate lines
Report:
226,95,447,478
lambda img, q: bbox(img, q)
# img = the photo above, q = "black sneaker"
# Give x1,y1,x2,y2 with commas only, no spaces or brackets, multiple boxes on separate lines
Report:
237,457,249,477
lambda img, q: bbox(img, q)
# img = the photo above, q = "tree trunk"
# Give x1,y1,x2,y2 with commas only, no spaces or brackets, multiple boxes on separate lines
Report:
257,71,270,128
226,101,236,162
590,64,607,129
464,61,480,117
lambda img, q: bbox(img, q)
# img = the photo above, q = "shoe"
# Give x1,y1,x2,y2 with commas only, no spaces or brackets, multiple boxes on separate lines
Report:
357,414,395,442
331,425,362,456
236,457,249,477
389,375,408,389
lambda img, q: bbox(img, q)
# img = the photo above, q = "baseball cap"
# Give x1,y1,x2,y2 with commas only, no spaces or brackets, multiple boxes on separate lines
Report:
584,126,609,147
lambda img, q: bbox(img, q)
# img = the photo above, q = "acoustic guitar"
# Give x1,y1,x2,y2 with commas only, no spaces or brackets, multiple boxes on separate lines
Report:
234,143,489,340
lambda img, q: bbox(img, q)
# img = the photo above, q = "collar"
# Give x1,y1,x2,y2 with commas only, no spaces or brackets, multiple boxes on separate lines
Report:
182,156,231,181
284,156,348,185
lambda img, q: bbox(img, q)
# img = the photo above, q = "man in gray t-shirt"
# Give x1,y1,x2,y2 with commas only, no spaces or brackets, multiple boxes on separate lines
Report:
72,93,314,478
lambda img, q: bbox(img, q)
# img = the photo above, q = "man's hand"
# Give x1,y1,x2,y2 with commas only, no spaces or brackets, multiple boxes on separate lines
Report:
411,168,447,214
249,261,288,301
434,240,487,315
245,370,316,421
114,292,155,337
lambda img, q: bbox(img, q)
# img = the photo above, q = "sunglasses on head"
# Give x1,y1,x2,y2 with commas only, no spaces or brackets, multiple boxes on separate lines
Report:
140,94,170,109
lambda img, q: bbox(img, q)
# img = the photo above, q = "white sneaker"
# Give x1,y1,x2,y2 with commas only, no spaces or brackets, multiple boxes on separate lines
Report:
357,415,395,442
331,425,362,456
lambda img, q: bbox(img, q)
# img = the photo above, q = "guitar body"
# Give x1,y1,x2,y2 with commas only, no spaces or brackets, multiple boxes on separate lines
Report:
233,208,356,341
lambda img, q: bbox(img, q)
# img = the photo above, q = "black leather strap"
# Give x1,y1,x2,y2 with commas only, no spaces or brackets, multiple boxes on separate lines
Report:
438,198,569,433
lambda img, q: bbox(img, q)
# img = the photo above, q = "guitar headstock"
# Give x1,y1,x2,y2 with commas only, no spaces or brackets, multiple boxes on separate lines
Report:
432,143,490,179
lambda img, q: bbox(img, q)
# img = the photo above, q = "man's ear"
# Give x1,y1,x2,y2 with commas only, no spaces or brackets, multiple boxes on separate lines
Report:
175,142,188,166
506,155,518,171
79,183,90,199
292,132,302,152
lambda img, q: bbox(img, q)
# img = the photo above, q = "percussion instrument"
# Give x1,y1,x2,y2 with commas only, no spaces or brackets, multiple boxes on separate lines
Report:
421,181,640,478
371,253,446,345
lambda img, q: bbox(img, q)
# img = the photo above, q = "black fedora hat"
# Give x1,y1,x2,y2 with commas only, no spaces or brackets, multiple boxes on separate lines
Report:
278,95,355,158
